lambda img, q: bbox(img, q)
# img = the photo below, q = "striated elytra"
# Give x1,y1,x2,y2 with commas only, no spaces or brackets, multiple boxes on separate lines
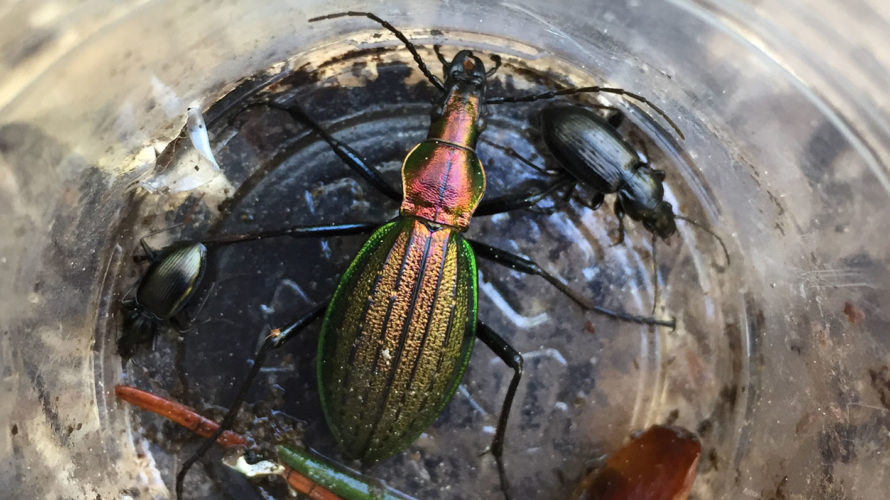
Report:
118,242,206,357
137,242,207,320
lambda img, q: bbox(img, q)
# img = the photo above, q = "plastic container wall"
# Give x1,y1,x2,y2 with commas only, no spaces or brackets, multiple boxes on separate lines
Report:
1,0,889,498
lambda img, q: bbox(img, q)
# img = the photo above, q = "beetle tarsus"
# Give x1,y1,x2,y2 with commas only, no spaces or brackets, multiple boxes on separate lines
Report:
477,322,522,500
175,303,328,498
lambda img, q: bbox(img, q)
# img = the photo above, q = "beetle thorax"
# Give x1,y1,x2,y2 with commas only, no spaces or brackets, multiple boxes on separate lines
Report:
399,139,486,230
399,83,487,230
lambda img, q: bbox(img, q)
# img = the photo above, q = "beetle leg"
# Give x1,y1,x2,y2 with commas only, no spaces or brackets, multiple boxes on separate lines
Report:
475,177,575,216
476,322,523,500
650,168,666,181
573,190,605,211
135,222,194,262
433,44,449,66
169,314,191,334
176,302,329,499
468,240,675,327
527,187,574,215
627,131,652,164
479,139,551,175
202,222,380,248
486,86,684,140
172,281,216,335
139,238,159,261
613,200,627,246
525,186,575,216
474,141,577,214
590,191,606,210
264,101,403,202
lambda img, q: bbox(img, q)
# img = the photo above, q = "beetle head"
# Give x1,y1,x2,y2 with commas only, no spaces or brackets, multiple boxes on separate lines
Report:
118,306,159,357
643,201,678,240
445,50,487,89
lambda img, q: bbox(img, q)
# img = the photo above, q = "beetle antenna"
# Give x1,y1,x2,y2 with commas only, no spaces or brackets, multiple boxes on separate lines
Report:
175,304,328,499
485,54,502,77
487,85,685,140
675,215,730,268
479,139,550,175
309,11,445,91
433,44,449,65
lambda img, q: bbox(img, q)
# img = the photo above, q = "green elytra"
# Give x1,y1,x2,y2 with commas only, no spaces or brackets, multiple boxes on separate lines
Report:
316,48,488,462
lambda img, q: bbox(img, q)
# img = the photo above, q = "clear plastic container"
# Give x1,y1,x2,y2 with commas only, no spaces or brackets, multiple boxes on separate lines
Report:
2,1,889,498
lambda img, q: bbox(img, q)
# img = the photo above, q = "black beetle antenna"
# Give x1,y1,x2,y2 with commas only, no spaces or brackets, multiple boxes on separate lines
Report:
487,85,684,140
310,11,445,92
433,44,449,65
675,214,730,268
485,54,502,77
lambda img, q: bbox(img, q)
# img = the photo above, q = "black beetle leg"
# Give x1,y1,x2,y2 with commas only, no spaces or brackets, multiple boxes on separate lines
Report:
135,223,189,262
169,315,190,334
468,240,674,328
613,200,627,246
591,191,606,210
433,44,449,66
474,141,575,215
529,187,574,215
263,102,403,202
175,302,329,500
185,281,215,327
120,293,137,307
137,238,158,262
476,321,522,500
650,232,659,316
475,177,575,216
202,222,380,249
479,139,551,175
575,191,605,211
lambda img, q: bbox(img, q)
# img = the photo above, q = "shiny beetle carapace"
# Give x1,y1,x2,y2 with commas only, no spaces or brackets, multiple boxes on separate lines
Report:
540,105,727,256
118,241,206,357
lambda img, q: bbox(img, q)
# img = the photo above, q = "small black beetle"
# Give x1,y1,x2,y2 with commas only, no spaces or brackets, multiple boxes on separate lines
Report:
118,241,207,357
479,104,729,313
539,105,728,260
541,105,676,242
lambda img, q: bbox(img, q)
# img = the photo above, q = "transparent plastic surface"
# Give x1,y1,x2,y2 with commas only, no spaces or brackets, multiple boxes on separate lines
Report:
1,1,889,499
